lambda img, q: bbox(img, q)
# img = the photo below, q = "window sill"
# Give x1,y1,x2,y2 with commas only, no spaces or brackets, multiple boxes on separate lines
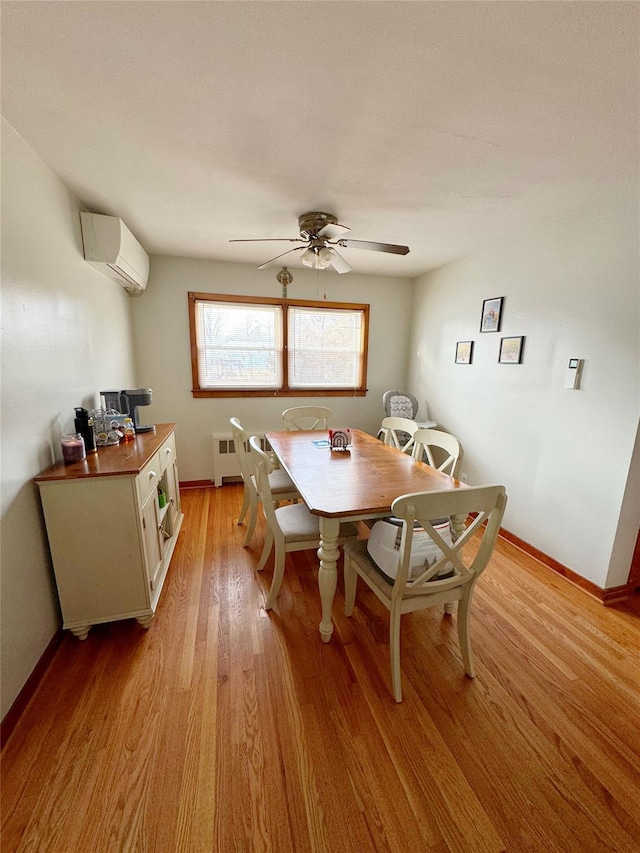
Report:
192,388,367,398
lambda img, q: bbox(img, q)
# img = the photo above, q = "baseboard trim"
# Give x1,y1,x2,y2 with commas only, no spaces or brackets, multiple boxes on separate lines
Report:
499,527,633,605
179,479,217,491
1,628,63,749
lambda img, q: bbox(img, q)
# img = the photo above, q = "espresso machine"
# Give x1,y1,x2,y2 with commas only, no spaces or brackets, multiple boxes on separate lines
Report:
100,388,156,433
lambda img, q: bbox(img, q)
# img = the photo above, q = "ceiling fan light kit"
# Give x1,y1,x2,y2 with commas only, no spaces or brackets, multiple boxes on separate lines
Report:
231,211,410,274
301,246,334,270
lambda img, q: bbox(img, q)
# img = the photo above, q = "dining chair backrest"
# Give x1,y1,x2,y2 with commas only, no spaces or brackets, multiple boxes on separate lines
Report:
379,416,420,453
282,406,332,431
383,390,419,421
411,428,462,477
390,485,506,598
230,417,254,483
249,435,277,523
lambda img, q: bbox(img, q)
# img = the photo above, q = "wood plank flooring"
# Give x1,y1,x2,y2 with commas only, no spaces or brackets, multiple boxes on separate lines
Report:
2,484,639,852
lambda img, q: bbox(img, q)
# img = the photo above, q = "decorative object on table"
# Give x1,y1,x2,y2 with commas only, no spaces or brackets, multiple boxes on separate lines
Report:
329,429,351,450
61,433,86,464
480,296,504,332
498,335,525,364
455,341,474,364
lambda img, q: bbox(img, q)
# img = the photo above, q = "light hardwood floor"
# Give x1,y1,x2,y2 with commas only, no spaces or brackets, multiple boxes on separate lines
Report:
2,484,639,852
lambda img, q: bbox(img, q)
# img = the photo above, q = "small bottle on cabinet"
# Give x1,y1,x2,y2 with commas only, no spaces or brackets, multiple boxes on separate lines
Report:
123,418,136,442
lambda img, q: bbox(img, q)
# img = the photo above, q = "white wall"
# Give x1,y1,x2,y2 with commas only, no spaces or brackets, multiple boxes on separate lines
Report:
407,191,639,589
130,256,415,482
0,120,138,719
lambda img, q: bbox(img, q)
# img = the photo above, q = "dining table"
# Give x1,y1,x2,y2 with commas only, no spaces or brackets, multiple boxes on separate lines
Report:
265,428,468,643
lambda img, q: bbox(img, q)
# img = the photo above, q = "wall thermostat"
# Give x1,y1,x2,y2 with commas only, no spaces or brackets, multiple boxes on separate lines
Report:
565,358,584,389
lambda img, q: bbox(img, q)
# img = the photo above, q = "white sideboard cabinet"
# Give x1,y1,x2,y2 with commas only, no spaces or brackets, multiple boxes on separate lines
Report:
35,423,183,639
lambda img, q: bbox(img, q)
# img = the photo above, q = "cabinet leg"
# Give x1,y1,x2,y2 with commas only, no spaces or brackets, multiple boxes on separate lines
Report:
136,614,155,629
69,625,91,640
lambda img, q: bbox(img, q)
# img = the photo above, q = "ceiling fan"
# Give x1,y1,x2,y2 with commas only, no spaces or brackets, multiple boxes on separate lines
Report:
230,211,410,274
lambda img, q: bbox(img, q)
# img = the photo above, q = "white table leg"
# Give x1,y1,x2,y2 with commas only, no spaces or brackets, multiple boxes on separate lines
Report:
318,516,340,643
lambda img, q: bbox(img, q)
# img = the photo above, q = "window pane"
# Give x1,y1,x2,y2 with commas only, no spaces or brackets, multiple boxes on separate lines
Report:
288,307,364,388
195,301,282,388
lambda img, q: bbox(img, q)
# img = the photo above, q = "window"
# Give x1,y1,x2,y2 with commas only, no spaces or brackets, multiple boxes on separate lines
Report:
189,292,369,397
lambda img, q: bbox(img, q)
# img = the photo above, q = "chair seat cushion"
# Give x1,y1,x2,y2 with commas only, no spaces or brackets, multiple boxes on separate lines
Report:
268,468,298,496
276,503,358,544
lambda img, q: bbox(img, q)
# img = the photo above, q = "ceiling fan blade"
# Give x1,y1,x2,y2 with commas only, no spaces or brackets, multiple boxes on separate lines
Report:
317,222,350,240
257,246,305,269
338,239,410,255
230,238,303,243
330,249,352,274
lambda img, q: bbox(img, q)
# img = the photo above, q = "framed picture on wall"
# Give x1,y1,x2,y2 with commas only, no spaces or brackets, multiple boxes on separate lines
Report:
480,296,504,332
455,341,474,364
499,335,525,364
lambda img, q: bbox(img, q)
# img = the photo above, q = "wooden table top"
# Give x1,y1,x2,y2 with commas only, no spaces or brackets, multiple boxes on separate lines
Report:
266,428,465,519
35,423,176,482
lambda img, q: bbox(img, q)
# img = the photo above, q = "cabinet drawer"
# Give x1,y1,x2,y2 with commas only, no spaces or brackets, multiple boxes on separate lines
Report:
137,452,161,502
159,432,177,473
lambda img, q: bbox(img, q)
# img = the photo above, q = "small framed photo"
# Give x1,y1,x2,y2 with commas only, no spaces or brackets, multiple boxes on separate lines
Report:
455,340,474,364
480,296,504,333
499,335,525,364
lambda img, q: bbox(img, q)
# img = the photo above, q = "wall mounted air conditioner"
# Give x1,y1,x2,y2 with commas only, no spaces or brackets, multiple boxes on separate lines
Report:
80,212,150,294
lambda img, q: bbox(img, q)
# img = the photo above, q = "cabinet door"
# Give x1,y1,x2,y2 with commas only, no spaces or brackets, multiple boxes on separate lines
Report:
164,460,181,530
141,490,163,594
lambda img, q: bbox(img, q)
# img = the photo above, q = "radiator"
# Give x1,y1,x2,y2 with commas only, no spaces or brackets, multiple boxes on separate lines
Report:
211,432,270,487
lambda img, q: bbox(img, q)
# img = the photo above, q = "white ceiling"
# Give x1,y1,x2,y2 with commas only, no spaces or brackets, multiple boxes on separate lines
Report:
2,1,638,278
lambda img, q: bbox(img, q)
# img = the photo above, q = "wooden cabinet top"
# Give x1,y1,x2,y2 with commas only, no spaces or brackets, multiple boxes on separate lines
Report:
35,423,177,483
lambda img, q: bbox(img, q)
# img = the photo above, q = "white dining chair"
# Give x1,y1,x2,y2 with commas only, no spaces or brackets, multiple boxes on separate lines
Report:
282,406,332,431
249,436,358,610
230,418,299,547
378,416,421,453
411,428,462,478
343,484,507,702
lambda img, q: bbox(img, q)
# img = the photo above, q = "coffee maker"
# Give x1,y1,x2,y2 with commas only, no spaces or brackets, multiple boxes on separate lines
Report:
100,388,156,433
